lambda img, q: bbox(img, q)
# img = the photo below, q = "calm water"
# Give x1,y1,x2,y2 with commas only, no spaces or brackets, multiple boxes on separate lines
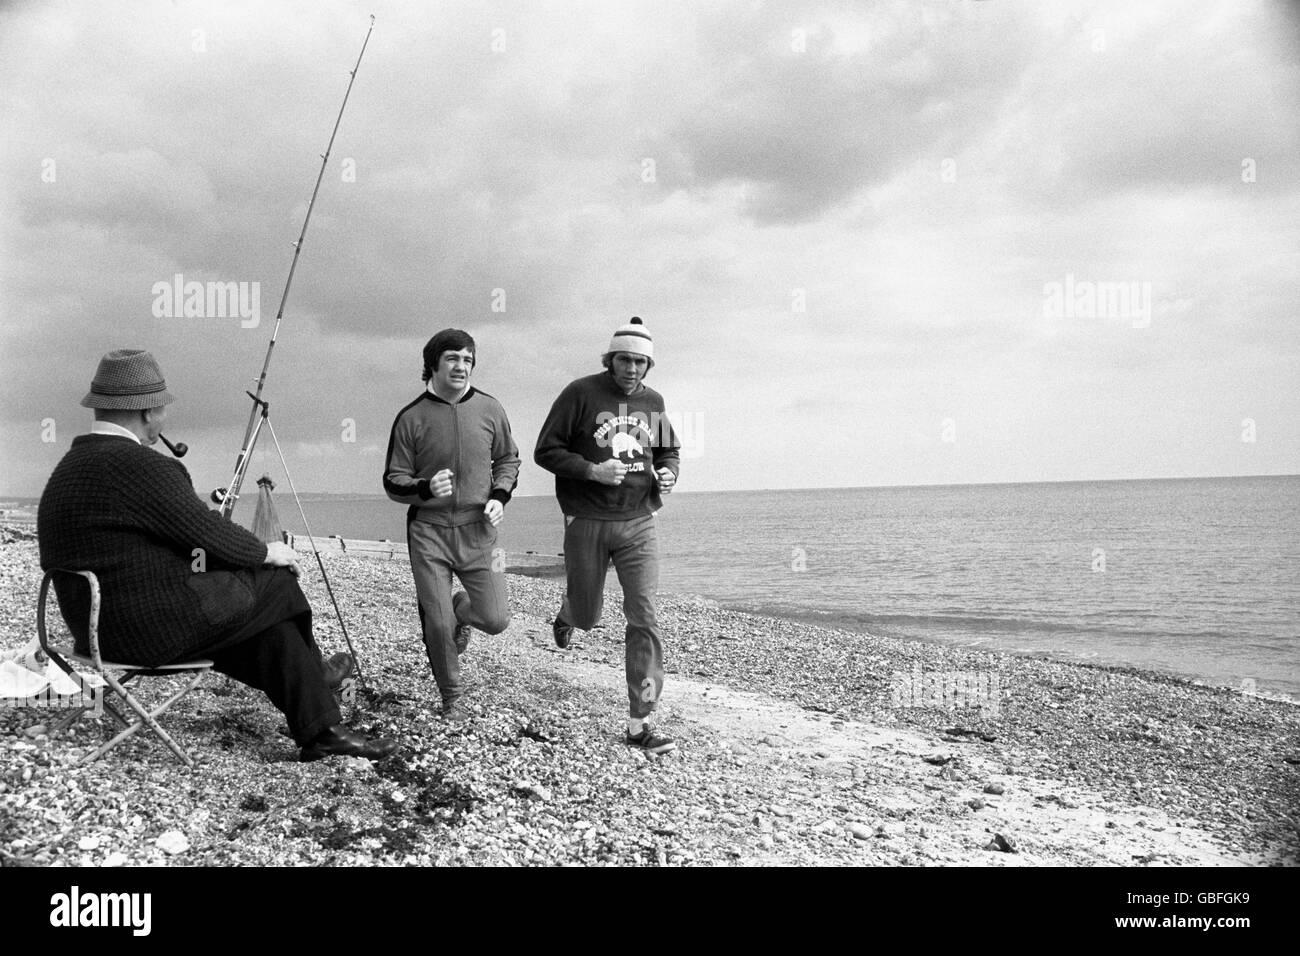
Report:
261,476,1300,701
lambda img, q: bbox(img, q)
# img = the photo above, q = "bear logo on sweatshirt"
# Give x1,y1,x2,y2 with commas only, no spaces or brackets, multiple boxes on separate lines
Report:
611,432,644,459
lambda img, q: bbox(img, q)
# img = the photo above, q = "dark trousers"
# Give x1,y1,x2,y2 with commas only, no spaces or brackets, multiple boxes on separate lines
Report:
559,514,664,719
408,517,511,705
187,567,340,746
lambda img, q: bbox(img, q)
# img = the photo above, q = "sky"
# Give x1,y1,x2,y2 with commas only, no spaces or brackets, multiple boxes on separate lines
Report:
2,0,1298,498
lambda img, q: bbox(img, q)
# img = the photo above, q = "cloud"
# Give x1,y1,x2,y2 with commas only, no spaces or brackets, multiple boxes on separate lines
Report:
672,1,1041,223
1,0,1297,497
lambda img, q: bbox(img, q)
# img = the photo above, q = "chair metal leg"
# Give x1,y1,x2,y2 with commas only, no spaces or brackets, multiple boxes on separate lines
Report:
78,671,206,769
40,569,209,769
101,699,132,729
49,706,91,735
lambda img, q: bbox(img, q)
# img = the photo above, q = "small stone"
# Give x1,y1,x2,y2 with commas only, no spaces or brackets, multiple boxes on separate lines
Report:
513,781,551,802
984,832,1018,853
849,823,873,841
983,782,1005,795
770,805,794,819
78,836,101,851
968,797,986,811
23,724,47,738
101,852,127,867
155,830,189,855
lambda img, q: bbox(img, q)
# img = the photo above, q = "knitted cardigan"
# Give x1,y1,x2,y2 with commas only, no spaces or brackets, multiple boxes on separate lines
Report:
38,434,269,665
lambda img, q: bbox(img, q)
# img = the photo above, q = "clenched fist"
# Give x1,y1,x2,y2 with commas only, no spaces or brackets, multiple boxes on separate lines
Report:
429,469,454,498
589,459,629,486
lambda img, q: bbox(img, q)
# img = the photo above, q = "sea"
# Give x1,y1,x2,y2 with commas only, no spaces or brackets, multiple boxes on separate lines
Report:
264,475,1300,702
7,475,1297,700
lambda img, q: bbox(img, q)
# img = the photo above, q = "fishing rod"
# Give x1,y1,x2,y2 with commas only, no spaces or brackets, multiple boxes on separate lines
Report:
214,15,375,517
206,17,377,692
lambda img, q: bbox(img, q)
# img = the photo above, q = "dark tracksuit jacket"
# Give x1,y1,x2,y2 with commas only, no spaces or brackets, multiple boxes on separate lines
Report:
383,387,520,523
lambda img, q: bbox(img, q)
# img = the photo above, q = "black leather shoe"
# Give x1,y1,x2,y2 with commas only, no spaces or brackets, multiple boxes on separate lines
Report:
322,652,355,689
300,724,398,762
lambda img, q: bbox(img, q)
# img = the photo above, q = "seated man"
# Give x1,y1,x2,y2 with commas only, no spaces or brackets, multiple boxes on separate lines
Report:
38,349,397,762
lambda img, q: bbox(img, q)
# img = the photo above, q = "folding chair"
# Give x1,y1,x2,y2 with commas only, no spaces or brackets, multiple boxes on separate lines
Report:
36,569,212,769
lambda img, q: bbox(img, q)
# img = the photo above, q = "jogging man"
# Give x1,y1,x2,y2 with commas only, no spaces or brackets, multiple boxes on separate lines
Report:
384,329,520,720
534,317,681,753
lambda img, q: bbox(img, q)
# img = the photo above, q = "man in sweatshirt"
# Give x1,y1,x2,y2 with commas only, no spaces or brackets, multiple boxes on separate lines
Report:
534,317,681,753
384,329,520,721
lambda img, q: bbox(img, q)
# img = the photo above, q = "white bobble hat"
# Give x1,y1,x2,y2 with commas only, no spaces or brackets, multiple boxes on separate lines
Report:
604,316,654,365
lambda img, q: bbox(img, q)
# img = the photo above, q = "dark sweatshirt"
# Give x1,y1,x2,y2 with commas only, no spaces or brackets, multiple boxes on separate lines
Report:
383,386,520,526
534,371,681,519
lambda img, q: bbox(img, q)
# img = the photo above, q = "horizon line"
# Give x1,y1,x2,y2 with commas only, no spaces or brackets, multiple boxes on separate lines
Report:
7,470,1297,503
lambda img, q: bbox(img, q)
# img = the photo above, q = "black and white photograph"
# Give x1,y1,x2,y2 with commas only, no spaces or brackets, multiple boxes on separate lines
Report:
0,0,1296,908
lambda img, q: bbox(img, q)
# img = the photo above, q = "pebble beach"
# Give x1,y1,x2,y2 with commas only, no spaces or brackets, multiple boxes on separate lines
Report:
1,522,1297,867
